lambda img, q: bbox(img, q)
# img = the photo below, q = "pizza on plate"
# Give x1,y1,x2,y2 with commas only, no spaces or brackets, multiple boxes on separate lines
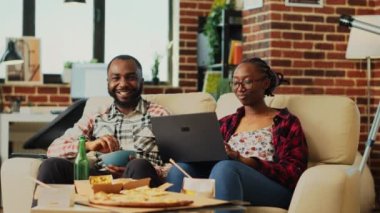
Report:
89,187,193,208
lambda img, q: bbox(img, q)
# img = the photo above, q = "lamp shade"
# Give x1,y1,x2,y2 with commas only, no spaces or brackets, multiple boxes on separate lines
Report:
346,15,380,59
0,40,24,65
64,0,86,3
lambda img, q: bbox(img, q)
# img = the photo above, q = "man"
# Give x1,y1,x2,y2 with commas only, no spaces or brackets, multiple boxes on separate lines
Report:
38,55,170,187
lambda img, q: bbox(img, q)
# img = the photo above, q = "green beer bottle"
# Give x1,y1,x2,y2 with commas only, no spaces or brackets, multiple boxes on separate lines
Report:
74,136,89,180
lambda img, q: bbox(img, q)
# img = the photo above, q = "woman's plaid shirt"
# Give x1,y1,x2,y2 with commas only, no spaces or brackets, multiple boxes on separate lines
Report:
47,98,169,167
219,107,308,189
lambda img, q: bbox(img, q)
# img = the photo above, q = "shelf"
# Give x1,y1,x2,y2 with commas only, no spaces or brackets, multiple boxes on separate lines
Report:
197,9,242,90
218,23,242,27
208,63,237,69
220,9,242,78
218,16,242,27
208,63,222,69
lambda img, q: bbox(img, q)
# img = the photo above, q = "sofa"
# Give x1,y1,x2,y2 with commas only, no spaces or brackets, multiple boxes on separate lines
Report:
1,92,375,213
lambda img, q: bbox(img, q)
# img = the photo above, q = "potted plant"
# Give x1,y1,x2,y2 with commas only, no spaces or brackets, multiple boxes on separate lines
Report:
62,61,73,84
204,0,234,64
62,59,98,84
151,54,161,85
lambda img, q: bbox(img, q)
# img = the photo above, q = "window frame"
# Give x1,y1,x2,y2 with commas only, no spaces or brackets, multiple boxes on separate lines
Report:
285,0,323,8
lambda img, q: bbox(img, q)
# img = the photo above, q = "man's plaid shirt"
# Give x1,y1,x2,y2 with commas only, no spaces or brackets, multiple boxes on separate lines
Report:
47,98,170,168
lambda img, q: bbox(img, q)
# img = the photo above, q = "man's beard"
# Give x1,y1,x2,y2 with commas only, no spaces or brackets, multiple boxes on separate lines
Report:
108,87,142,109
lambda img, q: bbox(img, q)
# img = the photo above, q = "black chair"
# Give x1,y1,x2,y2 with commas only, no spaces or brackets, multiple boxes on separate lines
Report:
21,98,88,151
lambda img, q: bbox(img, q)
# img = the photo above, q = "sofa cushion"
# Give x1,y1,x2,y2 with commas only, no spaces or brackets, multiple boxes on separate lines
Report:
83,92,217,116
143,92,216,115
216,93,360,165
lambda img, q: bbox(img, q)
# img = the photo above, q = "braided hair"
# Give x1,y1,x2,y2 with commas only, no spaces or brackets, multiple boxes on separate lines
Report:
241,57,288,96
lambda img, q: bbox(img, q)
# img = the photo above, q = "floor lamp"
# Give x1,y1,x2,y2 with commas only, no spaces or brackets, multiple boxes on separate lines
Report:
343,15,380,173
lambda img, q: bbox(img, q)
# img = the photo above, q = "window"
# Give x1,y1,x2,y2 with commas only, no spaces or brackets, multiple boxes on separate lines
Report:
105,0,170,82
0,0,176,84
36,0,93,74
0,0,23,79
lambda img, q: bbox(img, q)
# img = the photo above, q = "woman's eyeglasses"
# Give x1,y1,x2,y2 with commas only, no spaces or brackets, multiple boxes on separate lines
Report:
230,76,267,90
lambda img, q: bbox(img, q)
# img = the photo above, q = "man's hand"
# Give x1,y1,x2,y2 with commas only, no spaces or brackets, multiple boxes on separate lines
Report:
86,135,120,153
106,165,126,179
78,116,94,136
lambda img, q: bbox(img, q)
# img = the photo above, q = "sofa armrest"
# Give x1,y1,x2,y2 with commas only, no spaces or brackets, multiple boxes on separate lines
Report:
289,165,360,213
353,152,376,213
1,158,42,213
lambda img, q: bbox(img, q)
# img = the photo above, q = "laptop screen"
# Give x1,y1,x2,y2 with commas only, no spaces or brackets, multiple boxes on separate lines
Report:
151,112,228,163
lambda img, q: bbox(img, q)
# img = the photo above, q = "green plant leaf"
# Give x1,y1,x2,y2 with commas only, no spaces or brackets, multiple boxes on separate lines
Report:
151,54,161,78
203,0,234,64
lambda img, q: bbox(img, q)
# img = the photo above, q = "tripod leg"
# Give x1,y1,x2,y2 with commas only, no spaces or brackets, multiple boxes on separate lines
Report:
359,101,380,173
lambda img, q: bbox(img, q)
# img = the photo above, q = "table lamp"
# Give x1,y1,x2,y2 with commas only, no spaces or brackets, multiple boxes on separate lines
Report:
0,40,24,65
0,38,34,81
0,39,29,112
341,15,380,172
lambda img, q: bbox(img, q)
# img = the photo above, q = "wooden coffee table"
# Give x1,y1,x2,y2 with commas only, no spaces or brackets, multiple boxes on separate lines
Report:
32,203,246,213
31,204,109,213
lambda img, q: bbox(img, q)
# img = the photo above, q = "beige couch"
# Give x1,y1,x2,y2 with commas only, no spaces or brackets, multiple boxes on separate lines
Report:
1,92,375,213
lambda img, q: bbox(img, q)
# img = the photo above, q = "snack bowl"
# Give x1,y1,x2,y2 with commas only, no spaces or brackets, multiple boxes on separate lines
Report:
99,150,136,167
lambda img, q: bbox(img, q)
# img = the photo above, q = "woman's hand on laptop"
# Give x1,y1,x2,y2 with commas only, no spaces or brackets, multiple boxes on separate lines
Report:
86,135,120,153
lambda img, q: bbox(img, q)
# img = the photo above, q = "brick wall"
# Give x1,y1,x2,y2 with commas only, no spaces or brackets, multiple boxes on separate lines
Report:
0,84,194,109
1,84,71,108
373,0,380,204
243,0,380,203
179,0,213,91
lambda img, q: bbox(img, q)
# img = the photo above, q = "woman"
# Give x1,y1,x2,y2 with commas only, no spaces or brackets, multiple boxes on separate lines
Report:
166,57,308,209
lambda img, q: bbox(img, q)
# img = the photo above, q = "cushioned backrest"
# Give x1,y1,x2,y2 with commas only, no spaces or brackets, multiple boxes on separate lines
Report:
216,93,360,165
143,92,216,114
83,92,217,116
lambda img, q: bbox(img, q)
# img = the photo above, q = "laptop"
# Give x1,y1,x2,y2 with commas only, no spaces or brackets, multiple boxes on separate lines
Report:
151,112,228,163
